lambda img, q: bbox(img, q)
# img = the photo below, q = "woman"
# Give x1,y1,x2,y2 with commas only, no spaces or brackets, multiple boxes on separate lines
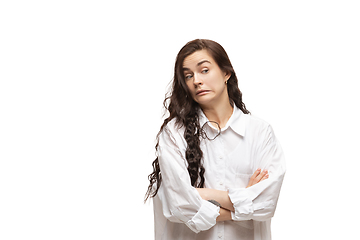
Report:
145,39,285,240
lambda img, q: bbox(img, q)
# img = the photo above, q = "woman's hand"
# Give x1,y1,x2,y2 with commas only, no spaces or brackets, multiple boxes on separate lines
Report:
246,169,269,188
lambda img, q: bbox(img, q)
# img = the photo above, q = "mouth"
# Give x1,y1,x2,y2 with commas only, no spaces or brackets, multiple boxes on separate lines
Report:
196,90,210,96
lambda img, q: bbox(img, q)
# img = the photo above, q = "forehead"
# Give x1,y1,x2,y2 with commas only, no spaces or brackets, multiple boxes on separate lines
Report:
182,50,214,69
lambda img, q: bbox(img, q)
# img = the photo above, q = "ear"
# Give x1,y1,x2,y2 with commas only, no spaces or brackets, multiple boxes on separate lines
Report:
224,71,231,82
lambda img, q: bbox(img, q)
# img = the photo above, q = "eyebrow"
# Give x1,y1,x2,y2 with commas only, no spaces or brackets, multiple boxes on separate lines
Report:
183,60,211,71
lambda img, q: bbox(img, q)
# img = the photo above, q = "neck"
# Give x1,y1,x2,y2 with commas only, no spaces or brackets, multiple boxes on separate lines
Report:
201,101,234,129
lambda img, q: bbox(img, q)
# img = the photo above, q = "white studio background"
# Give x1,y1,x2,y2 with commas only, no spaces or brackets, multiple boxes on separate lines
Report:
1,1,359,239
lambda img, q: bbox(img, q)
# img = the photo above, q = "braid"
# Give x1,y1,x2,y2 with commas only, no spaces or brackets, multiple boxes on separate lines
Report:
184,112,205,188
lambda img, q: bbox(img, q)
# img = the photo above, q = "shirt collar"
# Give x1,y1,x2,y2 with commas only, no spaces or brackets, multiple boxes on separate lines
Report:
198,106,246,137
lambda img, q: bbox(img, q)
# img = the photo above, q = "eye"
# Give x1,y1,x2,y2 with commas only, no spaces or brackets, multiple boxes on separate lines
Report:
185,74,193,80
201,69,209,74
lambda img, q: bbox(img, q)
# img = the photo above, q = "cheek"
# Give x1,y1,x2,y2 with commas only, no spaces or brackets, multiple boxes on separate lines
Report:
185,84,195,99
186,82,195,92
208,73,224,89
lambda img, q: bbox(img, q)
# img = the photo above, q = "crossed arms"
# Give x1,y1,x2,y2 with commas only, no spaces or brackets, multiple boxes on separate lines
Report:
196,169,269,221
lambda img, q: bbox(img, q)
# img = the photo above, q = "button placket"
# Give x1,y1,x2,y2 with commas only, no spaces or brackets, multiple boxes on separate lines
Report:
217,137,226,190
216,221,224,239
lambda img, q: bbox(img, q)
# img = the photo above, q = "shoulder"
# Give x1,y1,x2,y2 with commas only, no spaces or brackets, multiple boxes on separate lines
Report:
242,113,274,139
244,113,270,129
158,118,187,150
163,118,185,137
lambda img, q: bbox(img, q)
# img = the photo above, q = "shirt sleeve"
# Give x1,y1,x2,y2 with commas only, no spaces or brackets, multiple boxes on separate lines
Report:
156,125,220,233
228,124,286,221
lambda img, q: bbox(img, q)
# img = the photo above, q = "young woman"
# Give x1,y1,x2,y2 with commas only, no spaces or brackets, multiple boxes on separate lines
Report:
145,39,286,240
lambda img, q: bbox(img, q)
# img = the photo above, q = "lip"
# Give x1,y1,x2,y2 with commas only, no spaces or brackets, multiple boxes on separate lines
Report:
196,90,210,96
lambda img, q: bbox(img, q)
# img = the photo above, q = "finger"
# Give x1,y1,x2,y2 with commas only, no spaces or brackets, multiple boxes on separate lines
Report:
247,168,261,187
260,173,269,182
255,169,268,183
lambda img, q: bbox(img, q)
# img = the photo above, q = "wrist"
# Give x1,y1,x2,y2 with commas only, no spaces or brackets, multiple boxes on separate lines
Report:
208,199,221,207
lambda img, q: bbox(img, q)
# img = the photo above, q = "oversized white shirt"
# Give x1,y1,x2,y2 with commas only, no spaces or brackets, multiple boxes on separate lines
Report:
153,106,286,240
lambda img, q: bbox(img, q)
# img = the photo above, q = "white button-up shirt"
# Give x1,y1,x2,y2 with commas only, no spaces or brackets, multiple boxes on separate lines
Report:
153,106,286,240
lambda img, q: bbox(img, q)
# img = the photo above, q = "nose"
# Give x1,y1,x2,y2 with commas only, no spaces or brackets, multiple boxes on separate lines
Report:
193,73,203,86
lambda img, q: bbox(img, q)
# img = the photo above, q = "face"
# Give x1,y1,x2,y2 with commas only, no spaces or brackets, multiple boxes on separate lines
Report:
182,50,230,107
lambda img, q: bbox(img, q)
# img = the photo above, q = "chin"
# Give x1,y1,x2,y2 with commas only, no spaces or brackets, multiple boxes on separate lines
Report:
195,98,214,107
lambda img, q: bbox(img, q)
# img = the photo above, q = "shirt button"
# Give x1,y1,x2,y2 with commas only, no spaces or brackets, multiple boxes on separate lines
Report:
219,156,223,160
218,232,223,238
219,181,224,186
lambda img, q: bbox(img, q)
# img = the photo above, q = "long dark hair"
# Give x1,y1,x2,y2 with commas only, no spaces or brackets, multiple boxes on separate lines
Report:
144,39,250,202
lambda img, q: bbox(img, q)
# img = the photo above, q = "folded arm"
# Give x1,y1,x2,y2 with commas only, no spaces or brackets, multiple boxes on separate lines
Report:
228,125,286,221
157,126,220,233
197,169,269,221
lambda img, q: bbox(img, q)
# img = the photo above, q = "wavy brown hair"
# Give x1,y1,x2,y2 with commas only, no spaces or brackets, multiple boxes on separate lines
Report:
144,39,250,202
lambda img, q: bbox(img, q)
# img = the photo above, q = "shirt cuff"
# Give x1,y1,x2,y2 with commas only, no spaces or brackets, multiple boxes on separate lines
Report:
228,188,254,221
184,199,220,233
